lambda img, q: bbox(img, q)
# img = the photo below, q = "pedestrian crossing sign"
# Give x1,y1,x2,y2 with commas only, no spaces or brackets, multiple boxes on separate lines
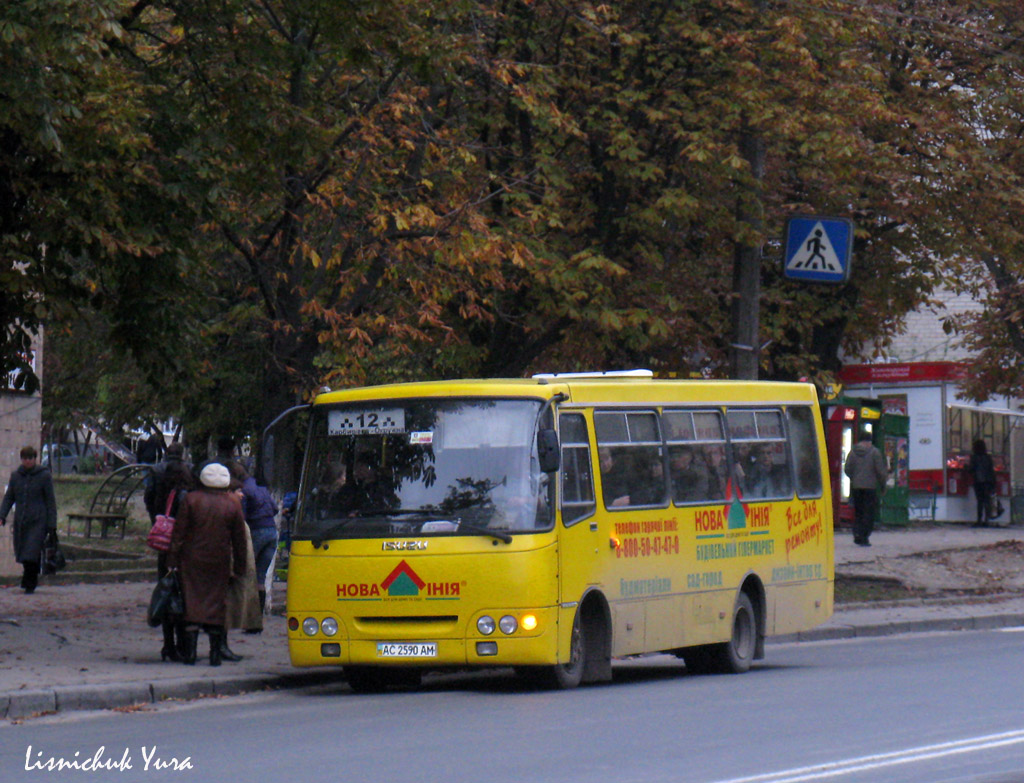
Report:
783,216,853,284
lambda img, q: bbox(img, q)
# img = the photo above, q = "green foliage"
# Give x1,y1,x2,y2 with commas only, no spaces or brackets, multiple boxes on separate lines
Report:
10,0,1024,444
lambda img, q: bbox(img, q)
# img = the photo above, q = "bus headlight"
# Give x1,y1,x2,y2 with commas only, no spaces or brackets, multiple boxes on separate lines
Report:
521,613,538,631
499,615,518,635
302,617,320,636
477,615,495,635
321,618,339,637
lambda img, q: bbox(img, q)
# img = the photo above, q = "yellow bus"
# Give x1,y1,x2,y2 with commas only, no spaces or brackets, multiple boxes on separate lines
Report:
284,371,833,691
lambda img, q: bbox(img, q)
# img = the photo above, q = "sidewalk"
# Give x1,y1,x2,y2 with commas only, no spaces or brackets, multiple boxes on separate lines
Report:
2,524,1023,721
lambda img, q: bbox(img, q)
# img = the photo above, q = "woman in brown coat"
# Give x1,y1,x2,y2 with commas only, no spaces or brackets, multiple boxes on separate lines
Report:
167,462,248,665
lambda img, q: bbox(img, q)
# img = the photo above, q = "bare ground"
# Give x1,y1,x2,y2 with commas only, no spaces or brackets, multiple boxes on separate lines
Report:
837,539,1024,601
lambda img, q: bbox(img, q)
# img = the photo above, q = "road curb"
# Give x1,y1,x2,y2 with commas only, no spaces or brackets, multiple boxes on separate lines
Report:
2,671,342,721
772,612,1024,645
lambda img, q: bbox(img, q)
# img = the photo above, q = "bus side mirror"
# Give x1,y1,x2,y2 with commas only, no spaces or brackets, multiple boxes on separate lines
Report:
537,429,560,473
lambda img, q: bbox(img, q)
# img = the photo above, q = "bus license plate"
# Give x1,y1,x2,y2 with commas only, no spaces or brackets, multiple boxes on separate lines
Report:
376,642,437,658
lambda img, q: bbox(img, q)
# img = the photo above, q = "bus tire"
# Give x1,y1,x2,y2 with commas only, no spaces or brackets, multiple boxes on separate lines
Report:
710,592,756,674
680,645,714,675
525,609,585,690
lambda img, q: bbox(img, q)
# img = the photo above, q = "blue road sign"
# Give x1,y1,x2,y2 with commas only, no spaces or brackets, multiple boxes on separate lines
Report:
783,216,853,284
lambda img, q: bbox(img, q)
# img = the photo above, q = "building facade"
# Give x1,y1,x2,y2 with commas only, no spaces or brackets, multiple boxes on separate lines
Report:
839,290,1024,523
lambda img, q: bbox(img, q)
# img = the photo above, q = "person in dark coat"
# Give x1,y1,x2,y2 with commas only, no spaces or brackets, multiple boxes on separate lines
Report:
0,446,58,593
144,442,196,661
136,431,165,465
166,462,248,666
967,439,997,527
844,433,888,547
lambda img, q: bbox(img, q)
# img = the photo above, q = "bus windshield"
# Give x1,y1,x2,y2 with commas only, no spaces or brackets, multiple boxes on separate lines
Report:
296,398,553,540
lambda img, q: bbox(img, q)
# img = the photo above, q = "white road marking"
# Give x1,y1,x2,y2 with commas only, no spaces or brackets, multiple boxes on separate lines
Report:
709,729,1024,783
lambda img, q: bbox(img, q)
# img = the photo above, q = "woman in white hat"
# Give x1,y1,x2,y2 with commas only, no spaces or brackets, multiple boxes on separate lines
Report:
167,462,248,665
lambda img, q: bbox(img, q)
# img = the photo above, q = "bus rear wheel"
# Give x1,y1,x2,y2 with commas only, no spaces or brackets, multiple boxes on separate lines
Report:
710,592,756,674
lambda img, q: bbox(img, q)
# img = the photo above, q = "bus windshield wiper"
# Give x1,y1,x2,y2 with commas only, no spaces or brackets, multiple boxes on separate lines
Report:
455,520,512,544
311,518,356,548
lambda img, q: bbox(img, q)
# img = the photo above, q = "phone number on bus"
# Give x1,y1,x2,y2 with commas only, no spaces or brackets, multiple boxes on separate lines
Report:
616,535,680,559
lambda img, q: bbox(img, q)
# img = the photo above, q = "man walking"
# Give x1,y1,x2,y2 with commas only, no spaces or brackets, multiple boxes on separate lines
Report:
844,433,888,547
0,446,58,593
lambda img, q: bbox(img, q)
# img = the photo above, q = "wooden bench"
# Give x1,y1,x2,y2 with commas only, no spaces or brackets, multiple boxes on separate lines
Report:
66,512,128,539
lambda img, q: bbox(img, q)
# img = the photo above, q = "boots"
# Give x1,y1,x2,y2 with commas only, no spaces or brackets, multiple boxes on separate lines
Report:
161,621,182,662
208,627,224,667
182,627,200,666
219,633,243,662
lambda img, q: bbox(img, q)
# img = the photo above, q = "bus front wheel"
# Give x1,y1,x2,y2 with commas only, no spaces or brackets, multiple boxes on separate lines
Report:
522,609,585,690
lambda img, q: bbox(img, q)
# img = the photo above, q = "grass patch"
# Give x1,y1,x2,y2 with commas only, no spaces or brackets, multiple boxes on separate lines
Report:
835,575,922,604
53,475,151,555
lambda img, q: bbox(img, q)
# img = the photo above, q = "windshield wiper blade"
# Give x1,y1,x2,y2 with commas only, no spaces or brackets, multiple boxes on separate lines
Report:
456,520,512,544
311,518,356,548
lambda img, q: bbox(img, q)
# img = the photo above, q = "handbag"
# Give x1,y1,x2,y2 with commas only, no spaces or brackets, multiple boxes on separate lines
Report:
41,529,67,575
147,569,185,627
147,490,176,552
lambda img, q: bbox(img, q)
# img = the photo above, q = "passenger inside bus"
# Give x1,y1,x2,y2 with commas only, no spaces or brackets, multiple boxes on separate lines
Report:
491,474,551,529
630,451,667,506
702,444,727,500
332,452,399,514
669,445,710,503
599,448,632,507
743,445,792,499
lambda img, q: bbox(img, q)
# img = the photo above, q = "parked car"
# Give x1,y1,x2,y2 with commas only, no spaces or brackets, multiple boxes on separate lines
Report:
41,443,107,474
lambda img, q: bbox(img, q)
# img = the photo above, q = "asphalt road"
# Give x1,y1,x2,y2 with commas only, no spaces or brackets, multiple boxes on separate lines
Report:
2,627,1023,783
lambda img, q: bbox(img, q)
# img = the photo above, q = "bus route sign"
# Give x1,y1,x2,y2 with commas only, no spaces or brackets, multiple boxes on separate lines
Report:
783,216,853,285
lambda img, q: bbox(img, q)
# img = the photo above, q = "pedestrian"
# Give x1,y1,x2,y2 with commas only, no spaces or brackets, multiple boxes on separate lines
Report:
843,433,888,547
166,462,248,666
0,446,58,593
135,430,165,465
967,439,997,528
144,442,195,661
229,462,278,620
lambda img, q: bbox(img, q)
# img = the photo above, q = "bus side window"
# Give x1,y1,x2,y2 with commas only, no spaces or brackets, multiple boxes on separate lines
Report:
788,406,823,497
726,409,793,500
594,411,665,509
665,409,727,504
560,413,596,526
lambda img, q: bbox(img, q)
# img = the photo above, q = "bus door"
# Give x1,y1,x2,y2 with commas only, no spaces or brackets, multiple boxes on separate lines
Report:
556,411,603,611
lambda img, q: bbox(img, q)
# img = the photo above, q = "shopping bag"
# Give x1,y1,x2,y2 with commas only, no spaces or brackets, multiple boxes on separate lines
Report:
41,530,67,575
147,569,185,627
